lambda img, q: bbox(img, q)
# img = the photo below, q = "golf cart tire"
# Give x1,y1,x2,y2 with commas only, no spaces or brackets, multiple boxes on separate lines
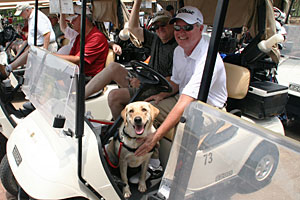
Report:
0,154,18,196
238,141,279,193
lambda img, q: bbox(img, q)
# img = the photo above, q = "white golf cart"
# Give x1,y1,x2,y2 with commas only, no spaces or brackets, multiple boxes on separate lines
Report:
1,0,300,199
0,0,144,159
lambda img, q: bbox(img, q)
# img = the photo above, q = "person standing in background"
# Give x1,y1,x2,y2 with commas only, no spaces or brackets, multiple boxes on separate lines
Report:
0,2,57,79
15,3,57,52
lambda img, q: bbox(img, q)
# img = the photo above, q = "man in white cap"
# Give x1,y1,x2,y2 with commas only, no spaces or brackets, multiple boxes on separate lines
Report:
0,2,57,79
15,3,57,51
135,6,227,155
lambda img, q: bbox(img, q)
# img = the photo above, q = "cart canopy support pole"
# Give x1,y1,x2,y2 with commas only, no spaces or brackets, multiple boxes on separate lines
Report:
197,0,229,102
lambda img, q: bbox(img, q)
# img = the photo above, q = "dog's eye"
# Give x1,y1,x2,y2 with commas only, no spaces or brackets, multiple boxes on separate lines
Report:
129,109,134,113
142,108,147,112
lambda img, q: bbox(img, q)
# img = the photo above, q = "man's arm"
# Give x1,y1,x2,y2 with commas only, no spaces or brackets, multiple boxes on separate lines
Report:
108,41,122,55
43,32,51,50
135,94,195,156
128,0,144,42
54,54,80,65
59,14,67,33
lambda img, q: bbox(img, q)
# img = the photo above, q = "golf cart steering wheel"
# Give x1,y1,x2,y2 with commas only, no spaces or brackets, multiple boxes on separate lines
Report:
130,60,172,93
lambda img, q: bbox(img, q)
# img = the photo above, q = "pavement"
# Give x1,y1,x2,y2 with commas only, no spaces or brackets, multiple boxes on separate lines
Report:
281,25,300,58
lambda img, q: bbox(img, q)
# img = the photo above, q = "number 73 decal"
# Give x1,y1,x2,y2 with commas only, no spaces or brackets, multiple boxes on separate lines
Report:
203,152,213,165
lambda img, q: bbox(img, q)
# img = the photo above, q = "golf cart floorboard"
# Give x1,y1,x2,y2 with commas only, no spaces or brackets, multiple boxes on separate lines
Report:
108,166,161,199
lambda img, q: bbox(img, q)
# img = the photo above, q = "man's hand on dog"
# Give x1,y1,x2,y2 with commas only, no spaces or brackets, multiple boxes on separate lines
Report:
135,132,156,156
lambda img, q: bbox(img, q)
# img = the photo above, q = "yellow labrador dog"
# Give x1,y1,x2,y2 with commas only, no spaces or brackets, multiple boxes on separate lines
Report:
107,101,159,198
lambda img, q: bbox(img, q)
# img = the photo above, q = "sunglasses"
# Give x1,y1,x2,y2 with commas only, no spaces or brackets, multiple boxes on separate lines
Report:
174,24,194,32
152,23,167,31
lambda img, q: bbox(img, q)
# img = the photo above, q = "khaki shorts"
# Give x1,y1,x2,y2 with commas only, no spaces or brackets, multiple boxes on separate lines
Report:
150,94,179,127
128,87,161,101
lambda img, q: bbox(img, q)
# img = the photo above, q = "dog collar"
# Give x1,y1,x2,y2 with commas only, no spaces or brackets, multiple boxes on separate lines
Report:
117,132,155,153
122,127,137,139
117,134,138,152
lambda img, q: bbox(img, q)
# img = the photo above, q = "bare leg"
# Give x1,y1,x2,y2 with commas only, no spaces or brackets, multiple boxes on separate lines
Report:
0,46,29,79
10,46,29,70
108,88,131,120
85,62,129,98
16,41,28,56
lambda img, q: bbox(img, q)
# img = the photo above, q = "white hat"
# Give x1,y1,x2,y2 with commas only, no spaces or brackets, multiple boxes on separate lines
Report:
15,3,32,16
73,4,91,15
170,6,203,25
66,4,92,21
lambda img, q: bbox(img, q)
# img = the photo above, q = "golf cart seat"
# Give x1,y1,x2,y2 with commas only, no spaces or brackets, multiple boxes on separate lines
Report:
224,62,250,100
224,62,251,117
105,48,115,67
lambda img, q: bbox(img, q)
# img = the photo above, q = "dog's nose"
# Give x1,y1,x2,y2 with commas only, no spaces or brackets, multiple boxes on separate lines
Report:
134,116,142,124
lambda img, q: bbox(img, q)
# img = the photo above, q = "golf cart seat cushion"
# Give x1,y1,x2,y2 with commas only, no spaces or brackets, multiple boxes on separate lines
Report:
224,62,250,99
105,48,115,68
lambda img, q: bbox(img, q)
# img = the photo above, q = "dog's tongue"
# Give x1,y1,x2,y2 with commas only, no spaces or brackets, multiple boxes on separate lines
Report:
135,125,144,135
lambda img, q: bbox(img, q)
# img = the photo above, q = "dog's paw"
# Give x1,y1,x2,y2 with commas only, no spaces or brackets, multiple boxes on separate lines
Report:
138,182,147,193
123,185,132,198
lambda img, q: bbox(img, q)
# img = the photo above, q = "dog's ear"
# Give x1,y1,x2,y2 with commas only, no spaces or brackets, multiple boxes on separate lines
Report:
121,107,127,126
149,104,159,121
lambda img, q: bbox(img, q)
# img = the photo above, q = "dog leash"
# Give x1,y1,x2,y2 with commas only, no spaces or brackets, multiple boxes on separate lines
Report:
88,118,114,125
104,141,123,169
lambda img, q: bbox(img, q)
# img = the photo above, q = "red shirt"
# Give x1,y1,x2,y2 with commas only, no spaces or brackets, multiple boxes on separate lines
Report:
70,26,108,77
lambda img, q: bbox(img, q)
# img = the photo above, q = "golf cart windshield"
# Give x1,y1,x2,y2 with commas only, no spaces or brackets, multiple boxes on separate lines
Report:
158,101,300,200
22,46,78,133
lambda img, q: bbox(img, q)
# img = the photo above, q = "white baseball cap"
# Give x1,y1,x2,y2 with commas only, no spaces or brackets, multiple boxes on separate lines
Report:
66,4,91,21
15,3,32,16
73,4,91,15
170,6,203,25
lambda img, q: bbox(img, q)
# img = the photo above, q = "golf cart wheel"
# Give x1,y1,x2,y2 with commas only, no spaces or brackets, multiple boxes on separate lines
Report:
238,141,279,192
0,154,18,196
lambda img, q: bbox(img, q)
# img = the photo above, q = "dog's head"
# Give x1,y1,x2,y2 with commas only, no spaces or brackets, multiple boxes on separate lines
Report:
121,101,159,137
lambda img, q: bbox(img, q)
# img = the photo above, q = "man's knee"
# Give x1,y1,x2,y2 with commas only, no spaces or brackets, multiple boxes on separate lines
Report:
108,89,120,107
106,62,122,74
108,89,130,107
